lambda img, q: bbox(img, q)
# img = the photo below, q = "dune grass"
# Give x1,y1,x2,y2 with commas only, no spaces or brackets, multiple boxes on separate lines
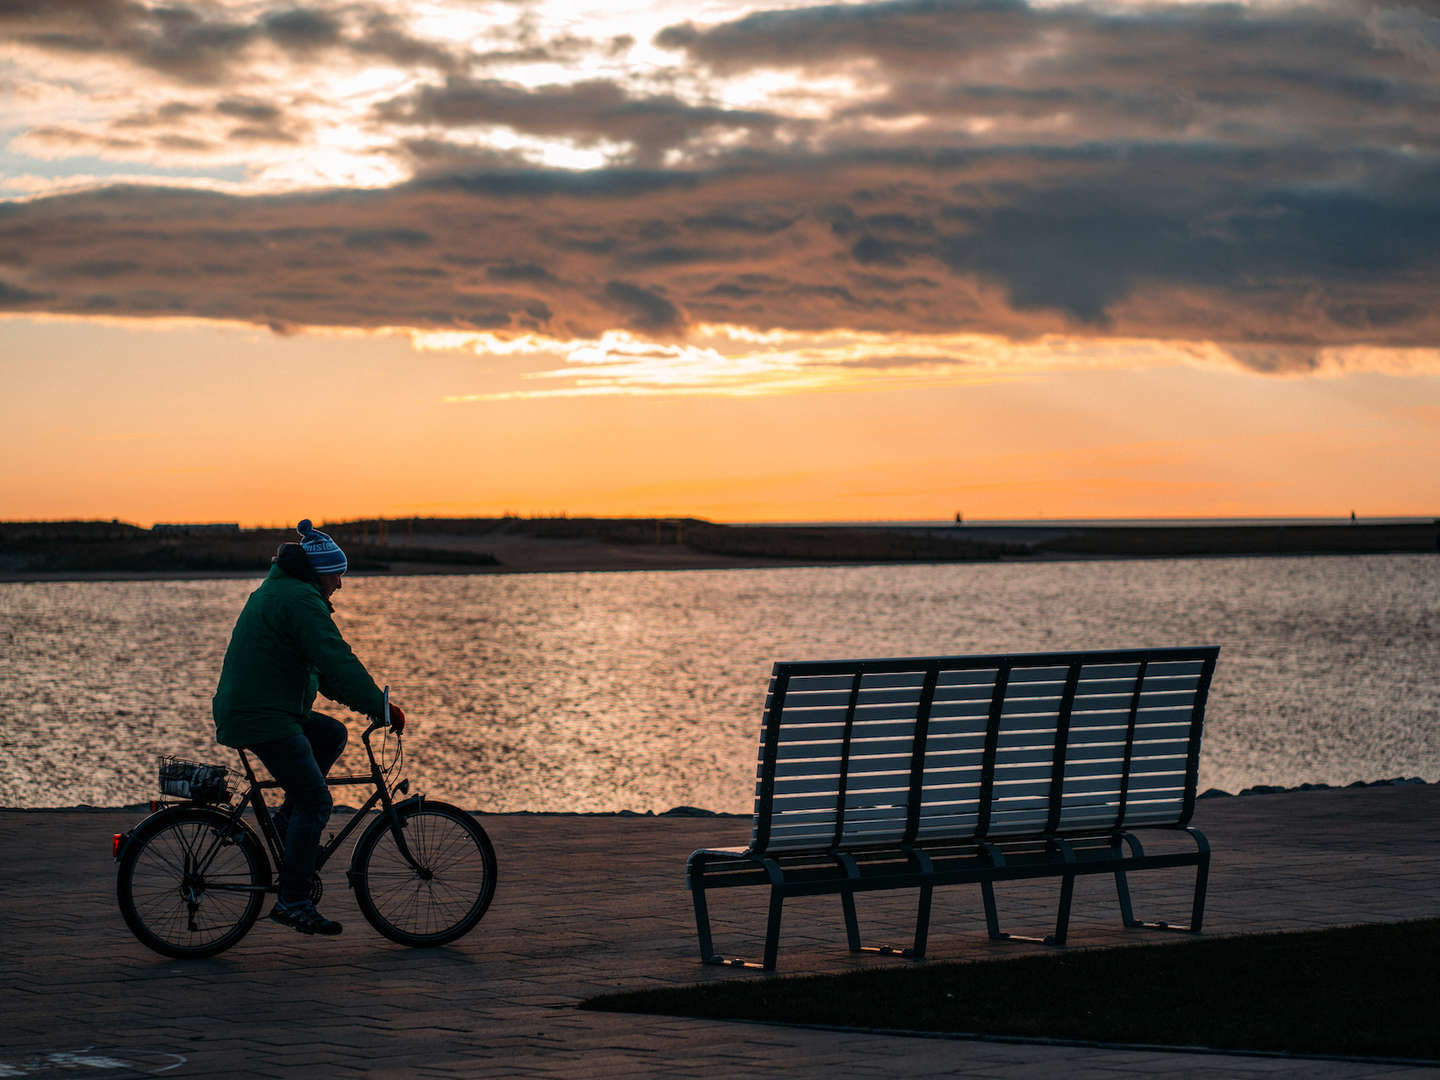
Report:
583,919,1440,1061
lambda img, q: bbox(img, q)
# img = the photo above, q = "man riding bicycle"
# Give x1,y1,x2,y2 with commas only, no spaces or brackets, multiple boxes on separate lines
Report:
212,519,404,937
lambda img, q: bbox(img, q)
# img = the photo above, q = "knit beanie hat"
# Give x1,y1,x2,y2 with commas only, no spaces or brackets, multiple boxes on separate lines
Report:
297,519,347,576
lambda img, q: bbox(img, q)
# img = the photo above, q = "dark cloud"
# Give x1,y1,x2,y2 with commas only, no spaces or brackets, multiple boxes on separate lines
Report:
21,126,146,154
343,228,433,252
656,0,1440,154
655,0,1037,71
215,97,283,124
0,0,460,82
261,7,343,52
604,281,684,331
486,261,557,283
3,0,1439,375
350,12,462,71
1,147,1437,370
376,77,783,165
0,279,48,305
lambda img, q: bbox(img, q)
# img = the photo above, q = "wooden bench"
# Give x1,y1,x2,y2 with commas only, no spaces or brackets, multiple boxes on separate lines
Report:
687,646,1219,970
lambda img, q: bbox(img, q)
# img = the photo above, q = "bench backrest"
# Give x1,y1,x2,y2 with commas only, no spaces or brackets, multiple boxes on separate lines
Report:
748,646,1219,855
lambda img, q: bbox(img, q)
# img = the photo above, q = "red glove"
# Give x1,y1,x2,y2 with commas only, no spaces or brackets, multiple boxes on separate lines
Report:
387,702,406,735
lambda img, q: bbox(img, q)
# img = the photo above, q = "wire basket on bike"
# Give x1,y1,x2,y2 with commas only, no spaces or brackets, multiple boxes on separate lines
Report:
158,756,231,803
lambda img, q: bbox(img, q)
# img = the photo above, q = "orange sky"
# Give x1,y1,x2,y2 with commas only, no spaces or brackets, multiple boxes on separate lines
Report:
3,315,1436,525
3,0,1438,525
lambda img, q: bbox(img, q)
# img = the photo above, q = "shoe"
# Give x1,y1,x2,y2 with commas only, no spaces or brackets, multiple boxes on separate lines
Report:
269,898,343,936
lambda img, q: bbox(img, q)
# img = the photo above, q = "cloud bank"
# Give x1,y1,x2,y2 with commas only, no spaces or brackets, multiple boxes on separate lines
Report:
2,0,1438,380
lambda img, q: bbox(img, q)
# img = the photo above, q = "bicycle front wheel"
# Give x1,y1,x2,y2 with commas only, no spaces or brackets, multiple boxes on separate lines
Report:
116,807,270,958
352,800,496,947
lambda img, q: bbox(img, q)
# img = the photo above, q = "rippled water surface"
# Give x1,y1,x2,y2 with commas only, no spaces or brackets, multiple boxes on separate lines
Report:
2,554,1436,811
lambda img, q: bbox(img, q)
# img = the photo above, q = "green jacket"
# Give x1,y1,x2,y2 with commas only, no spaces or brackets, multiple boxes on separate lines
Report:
212,564,385,747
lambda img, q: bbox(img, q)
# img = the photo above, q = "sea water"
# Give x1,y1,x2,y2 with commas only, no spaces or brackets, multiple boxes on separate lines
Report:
1,554,1435,811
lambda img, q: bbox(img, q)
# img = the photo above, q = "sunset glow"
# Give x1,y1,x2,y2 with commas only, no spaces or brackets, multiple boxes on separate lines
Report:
2,0,1437,524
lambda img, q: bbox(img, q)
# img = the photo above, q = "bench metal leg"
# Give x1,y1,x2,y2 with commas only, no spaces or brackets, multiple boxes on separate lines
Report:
840,851,933,960
981,840,1075,946
1189,842,1210,933
1113,828,1210,933
689,855,790,970
840,886,862,952
911,882,934,958
691,875,719,963
981,879,1003,940
761,889,784,971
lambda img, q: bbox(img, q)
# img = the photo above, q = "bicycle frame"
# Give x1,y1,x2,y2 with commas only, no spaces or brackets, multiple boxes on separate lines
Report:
141,720,429,906
240,722,422,871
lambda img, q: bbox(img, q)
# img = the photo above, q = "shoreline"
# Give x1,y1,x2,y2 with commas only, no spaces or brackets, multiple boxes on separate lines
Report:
5,775,1429,815
2,519,1435,582
2,544,1435,584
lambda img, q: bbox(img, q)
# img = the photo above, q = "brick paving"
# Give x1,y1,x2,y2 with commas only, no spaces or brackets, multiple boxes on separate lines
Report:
2,783,1438,1078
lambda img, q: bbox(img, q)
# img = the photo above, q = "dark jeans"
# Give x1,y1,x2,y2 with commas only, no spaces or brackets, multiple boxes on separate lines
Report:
248,712,348,903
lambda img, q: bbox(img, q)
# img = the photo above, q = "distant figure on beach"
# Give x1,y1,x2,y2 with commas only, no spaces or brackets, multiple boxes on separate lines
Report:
212,519,405,937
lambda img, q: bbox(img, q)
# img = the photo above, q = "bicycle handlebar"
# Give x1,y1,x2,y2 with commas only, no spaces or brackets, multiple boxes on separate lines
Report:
363,684,399,742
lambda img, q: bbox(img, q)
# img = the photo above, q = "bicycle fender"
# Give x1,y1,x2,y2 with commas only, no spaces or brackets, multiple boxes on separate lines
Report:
344,795,426,888
113,804,193,860
114,805,263,866
390,794,425,817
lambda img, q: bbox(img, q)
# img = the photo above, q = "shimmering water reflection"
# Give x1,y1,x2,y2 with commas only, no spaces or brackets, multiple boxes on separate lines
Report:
2,554,1436,811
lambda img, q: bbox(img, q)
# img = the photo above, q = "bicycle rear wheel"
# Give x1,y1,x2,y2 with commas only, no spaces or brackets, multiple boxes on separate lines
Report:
116,806,270,958
352,800,496,947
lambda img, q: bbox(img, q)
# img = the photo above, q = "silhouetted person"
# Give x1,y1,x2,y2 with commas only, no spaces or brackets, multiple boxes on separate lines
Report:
212,520,405,936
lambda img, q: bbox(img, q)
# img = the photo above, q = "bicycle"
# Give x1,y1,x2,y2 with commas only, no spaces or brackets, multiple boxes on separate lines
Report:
113,691,497,959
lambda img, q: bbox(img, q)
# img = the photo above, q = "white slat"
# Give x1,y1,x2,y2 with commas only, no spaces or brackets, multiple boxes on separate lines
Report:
854,687,926,705
1008,666,1069,683
783,690,853,708
772,773,844,794
848,737,920,759
773,791,843,812
1065,741,1128,760
937,668,1000,686
780,706,850,724
859,672,927,690
1129,721,1194,739
1138,690,1196,708
851,703,924,722
932,696,995,715
916,814,980,838
1063,724,1128,745
922,726,988,745
777,722,847,745
773,755,842,778
1067,707,1131,726
992,777,1052,801
787,675,856,691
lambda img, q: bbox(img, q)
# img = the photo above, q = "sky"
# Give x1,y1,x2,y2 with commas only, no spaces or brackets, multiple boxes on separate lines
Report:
1,0,1437,526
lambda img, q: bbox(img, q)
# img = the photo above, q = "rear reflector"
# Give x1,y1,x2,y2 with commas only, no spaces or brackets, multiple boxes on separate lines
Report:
112,833,123,858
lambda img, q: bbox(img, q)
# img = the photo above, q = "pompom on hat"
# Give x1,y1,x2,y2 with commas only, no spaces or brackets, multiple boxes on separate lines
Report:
297,519,347,576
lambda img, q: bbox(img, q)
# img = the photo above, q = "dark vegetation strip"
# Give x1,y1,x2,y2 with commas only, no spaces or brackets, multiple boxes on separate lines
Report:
2,518,1436,574
583,919,1440,1061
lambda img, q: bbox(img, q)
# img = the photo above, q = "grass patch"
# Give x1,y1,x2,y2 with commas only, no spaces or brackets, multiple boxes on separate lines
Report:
583,920,1440,1060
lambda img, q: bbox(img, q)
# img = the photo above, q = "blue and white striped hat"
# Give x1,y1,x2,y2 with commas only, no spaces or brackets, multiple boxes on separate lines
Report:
297,519,347,576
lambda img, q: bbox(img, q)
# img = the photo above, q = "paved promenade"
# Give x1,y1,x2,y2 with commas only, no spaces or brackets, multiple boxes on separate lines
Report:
3,783,1438,1078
